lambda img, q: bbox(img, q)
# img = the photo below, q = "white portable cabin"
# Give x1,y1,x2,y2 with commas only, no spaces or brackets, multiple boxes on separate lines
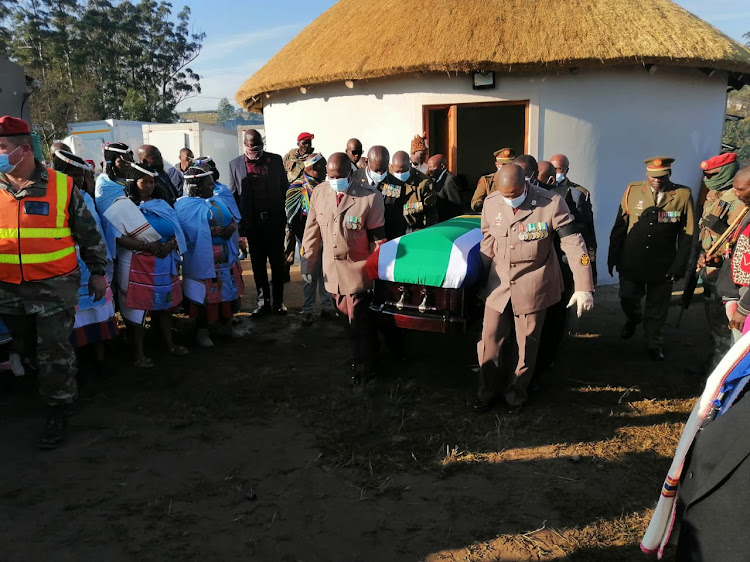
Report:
235,0,750,284
65,119,149,172
142,122,237,188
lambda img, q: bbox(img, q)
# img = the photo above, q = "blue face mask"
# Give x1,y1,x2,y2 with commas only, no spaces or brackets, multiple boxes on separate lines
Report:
328,177,349,193
0,146,21,174
502,190,527,209
393,170,411,182
368,169,386,184
555,172,566,184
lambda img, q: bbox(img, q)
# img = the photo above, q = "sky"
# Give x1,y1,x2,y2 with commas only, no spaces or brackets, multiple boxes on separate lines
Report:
176,0,750,112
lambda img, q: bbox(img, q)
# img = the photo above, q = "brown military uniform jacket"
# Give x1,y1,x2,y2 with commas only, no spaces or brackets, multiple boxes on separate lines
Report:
480,183,594,315
608,181,695,283
471,173,496,211
301,180,385,296
398,168,437,230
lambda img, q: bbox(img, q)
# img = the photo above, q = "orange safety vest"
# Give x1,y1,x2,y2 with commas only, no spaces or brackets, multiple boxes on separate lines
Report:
0,169,78,284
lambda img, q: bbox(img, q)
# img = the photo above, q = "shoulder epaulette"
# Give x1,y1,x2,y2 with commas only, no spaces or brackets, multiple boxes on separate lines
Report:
571,184,590,200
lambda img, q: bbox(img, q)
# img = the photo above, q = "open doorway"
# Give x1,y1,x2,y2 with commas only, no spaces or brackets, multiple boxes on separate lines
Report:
423,101,528,196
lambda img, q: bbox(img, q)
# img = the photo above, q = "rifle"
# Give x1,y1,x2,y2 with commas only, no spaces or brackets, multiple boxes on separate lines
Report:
678,206,750,327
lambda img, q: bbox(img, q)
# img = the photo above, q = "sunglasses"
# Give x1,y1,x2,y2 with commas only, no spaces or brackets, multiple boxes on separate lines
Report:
349,150,362,155
703,171,719,179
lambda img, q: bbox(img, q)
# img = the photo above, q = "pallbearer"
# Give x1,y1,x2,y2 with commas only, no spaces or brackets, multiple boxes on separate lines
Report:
475,164,594,414
301,153,386,384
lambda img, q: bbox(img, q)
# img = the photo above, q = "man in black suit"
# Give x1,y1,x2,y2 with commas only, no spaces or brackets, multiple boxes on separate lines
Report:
228,129,288,316
426,154,463,221
351,145,407,240
674,384,750,559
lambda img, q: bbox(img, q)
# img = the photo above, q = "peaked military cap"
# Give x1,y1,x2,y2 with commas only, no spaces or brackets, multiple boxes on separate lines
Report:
645,156,674,177
494,147,516,164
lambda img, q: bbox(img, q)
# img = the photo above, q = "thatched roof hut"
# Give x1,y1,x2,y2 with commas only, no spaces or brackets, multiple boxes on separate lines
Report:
235,0,750,284
236,0,750,109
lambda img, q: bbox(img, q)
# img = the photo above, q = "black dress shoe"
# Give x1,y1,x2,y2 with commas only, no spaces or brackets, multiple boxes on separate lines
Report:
350,362,377,386
507,404,523,415
648,347,665,362
320,309,338,321
621,321,637,339
472,398,494,412
273,304,288,315
39,406,67,449
251,305,272,317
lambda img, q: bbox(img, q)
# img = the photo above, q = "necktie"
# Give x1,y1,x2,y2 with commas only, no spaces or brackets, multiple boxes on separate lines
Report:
336,193,344,206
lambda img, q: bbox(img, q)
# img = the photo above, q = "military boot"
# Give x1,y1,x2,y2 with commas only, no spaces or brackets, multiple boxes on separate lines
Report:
39,405,67,449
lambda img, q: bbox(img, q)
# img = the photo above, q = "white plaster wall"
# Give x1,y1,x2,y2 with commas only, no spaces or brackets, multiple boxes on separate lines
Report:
262,66,728,284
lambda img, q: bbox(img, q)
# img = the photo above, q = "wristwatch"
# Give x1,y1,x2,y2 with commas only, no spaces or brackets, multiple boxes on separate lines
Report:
90,268,107,277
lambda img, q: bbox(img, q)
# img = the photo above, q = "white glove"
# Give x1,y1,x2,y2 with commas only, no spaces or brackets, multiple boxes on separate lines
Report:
566,291,594,318
301,273,313,284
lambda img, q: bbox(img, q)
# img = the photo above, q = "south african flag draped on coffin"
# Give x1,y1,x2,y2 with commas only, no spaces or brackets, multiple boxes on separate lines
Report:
366,216,483,289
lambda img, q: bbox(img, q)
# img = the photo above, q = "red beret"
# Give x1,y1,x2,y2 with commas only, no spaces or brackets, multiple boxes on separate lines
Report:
701,152,737,171
0,116,31,137
297,132,314,142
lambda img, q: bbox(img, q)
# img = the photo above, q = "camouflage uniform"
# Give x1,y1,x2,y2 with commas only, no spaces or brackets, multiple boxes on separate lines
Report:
699,187,744,369
282,149,309,184
0,162,107,405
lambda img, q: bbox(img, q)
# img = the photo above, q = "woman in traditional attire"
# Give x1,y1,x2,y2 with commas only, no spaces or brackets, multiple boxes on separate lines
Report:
95,142,134,281
104,161,188,367
175,163,244,348
52,150,118,369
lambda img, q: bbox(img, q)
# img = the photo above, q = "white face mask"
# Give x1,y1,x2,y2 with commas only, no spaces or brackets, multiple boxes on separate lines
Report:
555,172,566,183
392,170,410,182
328,177,349,193
368,169,386,184
502,190,527,209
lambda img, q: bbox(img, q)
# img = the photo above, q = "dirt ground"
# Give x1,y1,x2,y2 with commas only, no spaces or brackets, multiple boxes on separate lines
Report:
0,265,711,561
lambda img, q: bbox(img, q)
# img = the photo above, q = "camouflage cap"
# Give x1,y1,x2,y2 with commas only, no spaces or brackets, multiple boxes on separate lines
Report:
494,147,517,164
645,156,674,178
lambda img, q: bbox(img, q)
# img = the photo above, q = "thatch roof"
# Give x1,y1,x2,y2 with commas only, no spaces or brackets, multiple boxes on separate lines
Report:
236,0,750,110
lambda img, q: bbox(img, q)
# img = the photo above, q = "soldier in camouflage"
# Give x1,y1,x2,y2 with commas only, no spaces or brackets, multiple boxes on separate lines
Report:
696,153,743,370
0,116,107,449
283,132,315,183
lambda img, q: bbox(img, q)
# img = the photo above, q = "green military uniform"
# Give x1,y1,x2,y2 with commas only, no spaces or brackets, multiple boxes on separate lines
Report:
470,147,516,212
399,168,437,231
608,157,695,358
282,148,309,184
0,161,107,406
697,153,743,370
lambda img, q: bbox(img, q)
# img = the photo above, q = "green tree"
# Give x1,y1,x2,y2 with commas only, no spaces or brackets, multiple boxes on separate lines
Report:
216,97,239,124
1,0,206,141
723,31,750,162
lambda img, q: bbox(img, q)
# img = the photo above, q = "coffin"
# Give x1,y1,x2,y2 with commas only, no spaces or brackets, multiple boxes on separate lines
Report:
365,216,483,332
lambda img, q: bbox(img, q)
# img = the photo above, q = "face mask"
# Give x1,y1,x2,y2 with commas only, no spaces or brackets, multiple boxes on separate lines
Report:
0,146,21,174
244,146,264,160
368,169,386,184
555,172,566,184
393,170,410,182
502,190,527,209
328,177,349,192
